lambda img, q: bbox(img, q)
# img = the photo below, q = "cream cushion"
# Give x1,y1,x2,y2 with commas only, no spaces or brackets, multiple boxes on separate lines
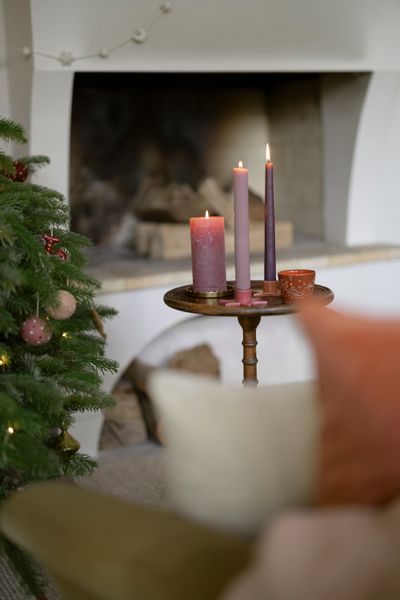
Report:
149,371,318,537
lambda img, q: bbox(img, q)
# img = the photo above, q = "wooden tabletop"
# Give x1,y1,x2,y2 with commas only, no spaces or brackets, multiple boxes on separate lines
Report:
163,281,334,317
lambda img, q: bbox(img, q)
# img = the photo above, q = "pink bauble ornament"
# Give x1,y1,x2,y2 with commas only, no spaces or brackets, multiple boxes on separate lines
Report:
46,290,77,320
21,316,52,346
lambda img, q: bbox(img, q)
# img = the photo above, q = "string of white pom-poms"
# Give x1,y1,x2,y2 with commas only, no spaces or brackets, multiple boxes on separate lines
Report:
4,2,173,67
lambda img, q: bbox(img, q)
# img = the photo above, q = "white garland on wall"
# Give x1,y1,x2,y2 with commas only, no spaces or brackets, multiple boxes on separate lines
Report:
13,2,173,67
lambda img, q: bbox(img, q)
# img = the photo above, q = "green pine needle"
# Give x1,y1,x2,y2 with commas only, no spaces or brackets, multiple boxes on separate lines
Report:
0,151,15,176
3,539,51,599
0,118,27,144
17,154,50,174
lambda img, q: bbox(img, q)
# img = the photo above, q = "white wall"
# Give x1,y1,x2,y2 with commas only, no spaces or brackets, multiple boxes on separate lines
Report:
347,72,400,245
0,0,10,119
29,69,73,198
321,74,370,244
321,71,400,247
28,0,400,73
376,78,400,245
2,0,32,156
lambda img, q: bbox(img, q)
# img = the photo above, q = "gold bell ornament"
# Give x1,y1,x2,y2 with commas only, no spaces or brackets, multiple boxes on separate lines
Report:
51,429,80,455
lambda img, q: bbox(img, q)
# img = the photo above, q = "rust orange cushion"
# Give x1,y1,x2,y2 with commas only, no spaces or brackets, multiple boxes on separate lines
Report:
297,304,400,506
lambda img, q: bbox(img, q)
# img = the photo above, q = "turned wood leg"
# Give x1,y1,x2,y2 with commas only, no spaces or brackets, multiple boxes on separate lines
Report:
238,315,261,386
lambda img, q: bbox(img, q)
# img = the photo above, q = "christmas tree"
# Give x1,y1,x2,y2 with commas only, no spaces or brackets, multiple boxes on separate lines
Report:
0,117,118,597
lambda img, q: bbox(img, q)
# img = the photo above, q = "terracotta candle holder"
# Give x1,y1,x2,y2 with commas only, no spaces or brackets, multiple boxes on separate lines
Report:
278,269,316,304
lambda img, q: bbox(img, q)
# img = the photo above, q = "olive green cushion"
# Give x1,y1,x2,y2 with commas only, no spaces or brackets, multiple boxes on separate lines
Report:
0,481,251,600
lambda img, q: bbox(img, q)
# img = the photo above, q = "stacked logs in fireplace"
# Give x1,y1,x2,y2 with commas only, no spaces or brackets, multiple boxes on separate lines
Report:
133,177,292,260
72,174,293,260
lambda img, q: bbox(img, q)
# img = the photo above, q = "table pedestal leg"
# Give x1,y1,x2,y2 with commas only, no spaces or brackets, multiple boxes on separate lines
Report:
238,315,261,386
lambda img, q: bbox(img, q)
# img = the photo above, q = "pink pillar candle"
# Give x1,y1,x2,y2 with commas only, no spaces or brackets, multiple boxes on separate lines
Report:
190,212,227,292
233,161,251,291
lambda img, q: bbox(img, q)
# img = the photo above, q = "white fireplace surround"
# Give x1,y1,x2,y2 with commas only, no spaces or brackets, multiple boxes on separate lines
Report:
3,0,400,455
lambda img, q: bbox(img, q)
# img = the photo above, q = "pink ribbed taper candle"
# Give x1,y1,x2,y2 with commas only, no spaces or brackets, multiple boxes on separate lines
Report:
233,161,251,291
190,212,227,292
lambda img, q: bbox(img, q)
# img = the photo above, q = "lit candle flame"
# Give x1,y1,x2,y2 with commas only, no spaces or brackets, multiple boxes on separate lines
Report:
238,160,243,168
266,143,271,162
205,210,209,219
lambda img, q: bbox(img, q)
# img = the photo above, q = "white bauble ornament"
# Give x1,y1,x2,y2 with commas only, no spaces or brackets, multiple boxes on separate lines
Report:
46,290,77,320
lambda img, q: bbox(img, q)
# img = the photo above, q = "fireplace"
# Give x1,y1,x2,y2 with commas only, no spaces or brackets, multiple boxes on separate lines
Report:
69,71,366,259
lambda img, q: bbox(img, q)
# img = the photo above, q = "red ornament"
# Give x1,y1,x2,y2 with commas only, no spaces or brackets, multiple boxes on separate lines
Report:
21,316,52,346
42,233,60,254
54,248,68,261
41,233,69,260
10,160,28,182
46,290,76,320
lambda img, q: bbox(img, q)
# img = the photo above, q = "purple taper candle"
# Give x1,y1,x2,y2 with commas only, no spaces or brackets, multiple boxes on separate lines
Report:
233,161,251,291
264,143,276,281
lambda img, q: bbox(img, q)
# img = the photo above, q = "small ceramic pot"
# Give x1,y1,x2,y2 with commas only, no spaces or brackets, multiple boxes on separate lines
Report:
278,269,316,304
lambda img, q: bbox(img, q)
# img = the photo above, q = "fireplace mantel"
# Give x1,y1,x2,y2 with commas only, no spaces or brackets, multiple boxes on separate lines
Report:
88,243,400,295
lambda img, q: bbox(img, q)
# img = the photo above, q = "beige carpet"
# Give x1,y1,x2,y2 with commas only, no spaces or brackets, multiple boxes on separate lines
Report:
0,441,167,599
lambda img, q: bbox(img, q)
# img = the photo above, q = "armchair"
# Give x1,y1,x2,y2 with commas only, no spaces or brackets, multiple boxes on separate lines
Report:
0,481,251,600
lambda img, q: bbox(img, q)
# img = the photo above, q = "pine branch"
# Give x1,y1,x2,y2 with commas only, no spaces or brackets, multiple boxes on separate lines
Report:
56,369,103,393
61,452,97,478
0,118,27,144
1,373,64,419
17,155,50,174
93,304,119,319
3,539,50,600
26,182,65,203
0,421,61,480
0,151,15,176
0,307,19,336
64,391,115,413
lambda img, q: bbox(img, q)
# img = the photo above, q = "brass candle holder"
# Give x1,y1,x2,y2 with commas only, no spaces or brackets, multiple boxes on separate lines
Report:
186,283,235,299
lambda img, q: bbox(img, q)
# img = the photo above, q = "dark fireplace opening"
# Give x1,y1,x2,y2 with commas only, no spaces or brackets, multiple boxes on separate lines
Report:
70,72,325,261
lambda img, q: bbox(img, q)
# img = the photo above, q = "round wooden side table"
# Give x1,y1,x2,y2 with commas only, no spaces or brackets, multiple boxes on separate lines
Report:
164,281,334,386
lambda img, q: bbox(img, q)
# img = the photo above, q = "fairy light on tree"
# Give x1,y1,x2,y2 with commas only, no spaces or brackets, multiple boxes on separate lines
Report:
0,354,9,366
